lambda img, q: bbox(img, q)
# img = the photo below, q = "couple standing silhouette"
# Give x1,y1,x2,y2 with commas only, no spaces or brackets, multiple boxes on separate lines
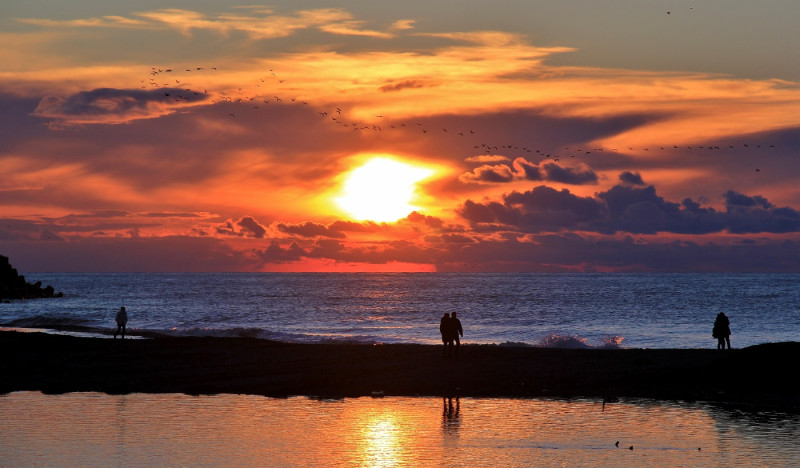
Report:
439,312,463,357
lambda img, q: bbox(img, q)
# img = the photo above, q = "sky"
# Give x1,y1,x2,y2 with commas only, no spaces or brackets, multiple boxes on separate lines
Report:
2,0,800,272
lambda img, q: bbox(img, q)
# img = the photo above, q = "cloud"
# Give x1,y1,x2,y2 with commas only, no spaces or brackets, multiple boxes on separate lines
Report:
458,164,515,183
724,190,800,234
597,185,716,234
1,236,257,272
276,221,347,238
424,31,557,49
18,7,404,40
257,240,306,262
215,216,268,238
402,211,444,229
274,220,406,239
458,178,800,235
619,171,646,186
33,88,208,125
434,233,800,273
143,212,205,218
389,19,416,31
465,155,509,163
236,226,800,272
237,216,267,238
459,158,597,185
8,225,800,273
15,16,148,29
540,162,598,184
318,21,394,38
379,80,432,93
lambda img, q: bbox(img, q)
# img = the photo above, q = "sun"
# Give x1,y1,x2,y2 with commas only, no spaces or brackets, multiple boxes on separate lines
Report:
336,156,435,222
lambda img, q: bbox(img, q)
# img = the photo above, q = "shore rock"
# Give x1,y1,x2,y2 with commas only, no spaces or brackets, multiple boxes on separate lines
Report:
0,255,63,300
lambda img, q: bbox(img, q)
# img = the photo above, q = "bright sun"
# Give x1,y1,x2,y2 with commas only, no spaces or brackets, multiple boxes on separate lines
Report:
336,157,435,222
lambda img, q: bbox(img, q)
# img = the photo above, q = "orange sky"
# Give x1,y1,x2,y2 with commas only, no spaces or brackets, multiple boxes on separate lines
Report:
3,2,800,272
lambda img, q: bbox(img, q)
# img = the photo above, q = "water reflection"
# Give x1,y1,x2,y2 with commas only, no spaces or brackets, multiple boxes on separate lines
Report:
361,412,402,467
442,396,460,435
1,393,799,467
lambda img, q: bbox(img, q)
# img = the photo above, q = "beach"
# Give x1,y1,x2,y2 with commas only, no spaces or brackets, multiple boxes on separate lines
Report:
2,331,797,409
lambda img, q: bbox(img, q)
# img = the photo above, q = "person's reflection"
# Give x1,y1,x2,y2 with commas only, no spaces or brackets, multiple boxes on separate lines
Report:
442,396,460,434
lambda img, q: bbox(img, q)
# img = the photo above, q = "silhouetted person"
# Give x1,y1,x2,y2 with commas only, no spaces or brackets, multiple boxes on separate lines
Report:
114,306,128,339
712,312,731,349
450,312,463,356
440,312,452,356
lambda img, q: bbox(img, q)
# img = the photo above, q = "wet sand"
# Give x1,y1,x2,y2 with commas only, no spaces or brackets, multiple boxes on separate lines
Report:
2,331,797,409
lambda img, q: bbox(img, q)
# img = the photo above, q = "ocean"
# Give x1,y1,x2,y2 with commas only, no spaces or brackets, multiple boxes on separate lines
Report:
4,273,800,466
2,272,799,348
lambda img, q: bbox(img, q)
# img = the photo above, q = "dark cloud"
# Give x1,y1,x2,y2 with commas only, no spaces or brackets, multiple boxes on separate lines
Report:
460,158,597,185
0,94,50,144
439,233,800,272
460,199,521,226
144,212,204,218
540,161,597,184
619,171,646,186
33,87,209,125
307,238,347,258
724,190,772,209
237,216,267,238
402,211,444,229
215,216,269,238
257,240,306,262
425,233,476,244
0,219,54,241
215,220,239,237
7,226,800,273
55,210,131,220
38,228,65,242
275,218,436,238
458,164,515,183
257,230,800,273
504,186,606,232
0,215,166,239
276,221,347,238
598,184,691,234
308,239,437,265
511,158,543,180
379,80,432,93
724,190,800,233
1,236,255,272
458,178,800,235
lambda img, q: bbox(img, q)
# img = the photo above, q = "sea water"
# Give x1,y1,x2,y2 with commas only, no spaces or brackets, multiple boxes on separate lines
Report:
2,273,799,348
4,274,800,466
1,392,799,467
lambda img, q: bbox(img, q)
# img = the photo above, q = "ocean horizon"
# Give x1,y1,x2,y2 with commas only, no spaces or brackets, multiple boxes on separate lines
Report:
2,272,798,349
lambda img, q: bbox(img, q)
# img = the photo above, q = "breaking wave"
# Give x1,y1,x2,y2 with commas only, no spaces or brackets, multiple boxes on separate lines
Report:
536,334,625,349
2,315,93,329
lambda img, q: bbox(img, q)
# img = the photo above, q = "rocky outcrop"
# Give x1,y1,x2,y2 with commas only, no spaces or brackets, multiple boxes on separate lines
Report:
0,255,63,300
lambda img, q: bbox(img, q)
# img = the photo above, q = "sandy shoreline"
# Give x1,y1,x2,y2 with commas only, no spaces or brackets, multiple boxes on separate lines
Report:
2,331,798,409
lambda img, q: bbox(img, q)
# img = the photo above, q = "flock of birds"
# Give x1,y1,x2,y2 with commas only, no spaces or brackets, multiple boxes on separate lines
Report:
139,64,779,173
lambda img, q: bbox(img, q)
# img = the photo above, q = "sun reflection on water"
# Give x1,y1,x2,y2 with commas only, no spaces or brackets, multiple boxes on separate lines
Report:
362,413,403,467
2,393,800,467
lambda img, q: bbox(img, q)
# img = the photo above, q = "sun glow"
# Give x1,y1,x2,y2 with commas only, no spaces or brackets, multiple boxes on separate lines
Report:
336,156,435,222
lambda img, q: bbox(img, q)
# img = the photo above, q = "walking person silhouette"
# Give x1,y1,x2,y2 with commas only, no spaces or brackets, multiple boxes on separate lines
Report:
114,306,128,339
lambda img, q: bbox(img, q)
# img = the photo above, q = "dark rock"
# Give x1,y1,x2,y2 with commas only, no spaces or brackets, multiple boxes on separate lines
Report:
0,255,63,300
